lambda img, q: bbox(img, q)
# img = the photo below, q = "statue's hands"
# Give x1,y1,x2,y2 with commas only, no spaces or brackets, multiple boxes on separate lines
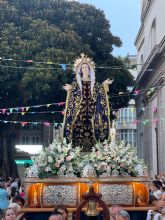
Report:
103,78,114,86
63,84,72,91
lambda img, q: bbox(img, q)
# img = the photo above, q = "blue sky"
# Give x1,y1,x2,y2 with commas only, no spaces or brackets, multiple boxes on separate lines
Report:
79,0,141,57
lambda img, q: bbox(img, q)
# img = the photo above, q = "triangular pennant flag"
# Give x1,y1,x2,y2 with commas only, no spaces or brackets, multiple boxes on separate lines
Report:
150,87,154,92
134,90,140,95
21,122,27,126
153,118,159,124
153,106,157,113
9,108,13,113
21,107,24,112
130,106,135,112
57,102,65,106
25,60,33,63
26,107,30,111
142,120,147,125
44,122,50,127
22,112,26,116
47,61,53,64
47,104,51,107
132,120,139,125
60,64,66,71
147,88,154,96
2,109,7,114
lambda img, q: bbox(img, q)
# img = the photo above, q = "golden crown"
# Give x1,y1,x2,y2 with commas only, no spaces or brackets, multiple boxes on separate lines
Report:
73,53,95,73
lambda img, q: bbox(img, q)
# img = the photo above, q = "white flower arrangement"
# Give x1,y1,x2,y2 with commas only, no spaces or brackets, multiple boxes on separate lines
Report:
31,139,81,178
80,140,146,177
27,139,147,178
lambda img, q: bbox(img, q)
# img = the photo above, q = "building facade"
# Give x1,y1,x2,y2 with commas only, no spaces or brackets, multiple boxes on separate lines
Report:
135,0,165,176
116,54,138,149
116,99,137,148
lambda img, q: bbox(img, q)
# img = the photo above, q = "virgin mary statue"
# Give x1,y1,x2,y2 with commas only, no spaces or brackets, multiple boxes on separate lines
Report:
63,54,113,151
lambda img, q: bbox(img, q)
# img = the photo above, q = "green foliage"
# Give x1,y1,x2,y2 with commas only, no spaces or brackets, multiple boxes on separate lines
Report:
0,0,134,122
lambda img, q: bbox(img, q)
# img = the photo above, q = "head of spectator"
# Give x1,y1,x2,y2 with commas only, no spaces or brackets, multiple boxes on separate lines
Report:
109,205,123,220
12,196,25,208
2,208,16,220
8,202,21,216
155,201,165,213
53,205,68,220
149,195,158,206
152,180,162,188
155,175,161,180
49,211,63,220
152,182,161,191
116,210,130,220
161,185,165,193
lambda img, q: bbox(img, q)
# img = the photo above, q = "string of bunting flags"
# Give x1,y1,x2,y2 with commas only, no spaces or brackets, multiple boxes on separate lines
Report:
0,110,65,115
0,103,164,115
0,102,65,114
0,117,164,127
0,119,60,127
0,57,155,67
0,64,156,72
0,57,155,71
0,85,164,114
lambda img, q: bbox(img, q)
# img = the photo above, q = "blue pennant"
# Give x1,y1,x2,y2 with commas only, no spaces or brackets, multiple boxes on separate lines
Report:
60,64,66,71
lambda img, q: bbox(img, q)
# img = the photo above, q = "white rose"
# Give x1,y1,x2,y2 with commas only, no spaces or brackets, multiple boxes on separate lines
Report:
45,166,51,172
57,144,62,152
48,156,53,163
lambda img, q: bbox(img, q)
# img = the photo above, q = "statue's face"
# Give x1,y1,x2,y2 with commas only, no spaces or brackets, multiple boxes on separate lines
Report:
81,63,90,76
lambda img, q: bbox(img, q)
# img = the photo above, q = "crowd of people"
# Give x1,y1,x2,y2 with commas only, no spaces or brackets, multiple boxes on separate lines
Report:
1,174,165,220
0,176,25,220
146,174,165,220
0,174,131,220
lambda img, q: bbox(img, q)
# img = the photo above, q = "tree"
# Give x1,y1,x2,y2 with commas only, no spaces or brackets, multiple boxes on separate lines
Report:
0,0,134,177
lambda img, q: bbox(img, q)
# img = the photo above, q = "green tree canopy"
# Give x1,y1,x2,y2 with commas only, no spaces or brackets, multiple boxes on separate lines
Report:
0,0,134,177
0,0,133,115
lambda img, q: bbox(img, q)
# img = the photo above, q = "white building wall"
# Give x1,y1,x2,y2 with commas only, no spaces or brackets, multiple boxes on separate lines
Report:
136,0,165,72
135,0,165,176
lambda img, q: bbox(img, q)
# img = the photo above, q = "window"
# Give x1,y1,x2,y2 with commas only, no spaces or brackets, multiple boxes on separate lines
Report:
32,136,40,144
140,54,144,65
119,130,136,147
150,18,156,50
32,124,42,130
22,136,29,144
118,107,136,123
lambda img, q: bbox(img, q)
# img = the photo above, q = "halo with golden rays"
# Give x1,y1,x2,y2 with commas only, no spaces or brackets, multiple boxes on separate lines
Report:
73,53,95,73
